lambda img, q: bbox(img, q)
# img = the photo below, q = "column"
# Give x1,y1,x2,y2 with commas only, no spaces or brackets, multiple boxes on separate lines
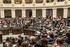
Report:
65,0,69,1
33,0,36,6
54,0,57,2
12,9,15,18
0,0,3,4
22,9,26,18
53,0,57,5
53,8,57,18
42,9,46,18
0,0,3,18
22,0,25,5
64,0,68,4
33,0,36,3
63,8,68,18
12,0,15,7
12,0,14,4
32,9,36,18
1,10,4,18
22,0,25,3
43,0,46,4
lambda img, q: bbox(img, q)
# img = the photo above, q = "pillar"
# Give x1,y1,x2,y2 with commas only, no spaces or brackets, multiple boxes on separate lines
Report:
54,0,57,2
22,0,25,6
12,0,14,4
33,0,36,4
12,9,15,18
1,10,4,18
53,8,57,18
0,0,3,4
42,9,46,18
65,0,68,1
32,9,36,18
63,8,68,18
22,9,26,18
43,0,46,4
